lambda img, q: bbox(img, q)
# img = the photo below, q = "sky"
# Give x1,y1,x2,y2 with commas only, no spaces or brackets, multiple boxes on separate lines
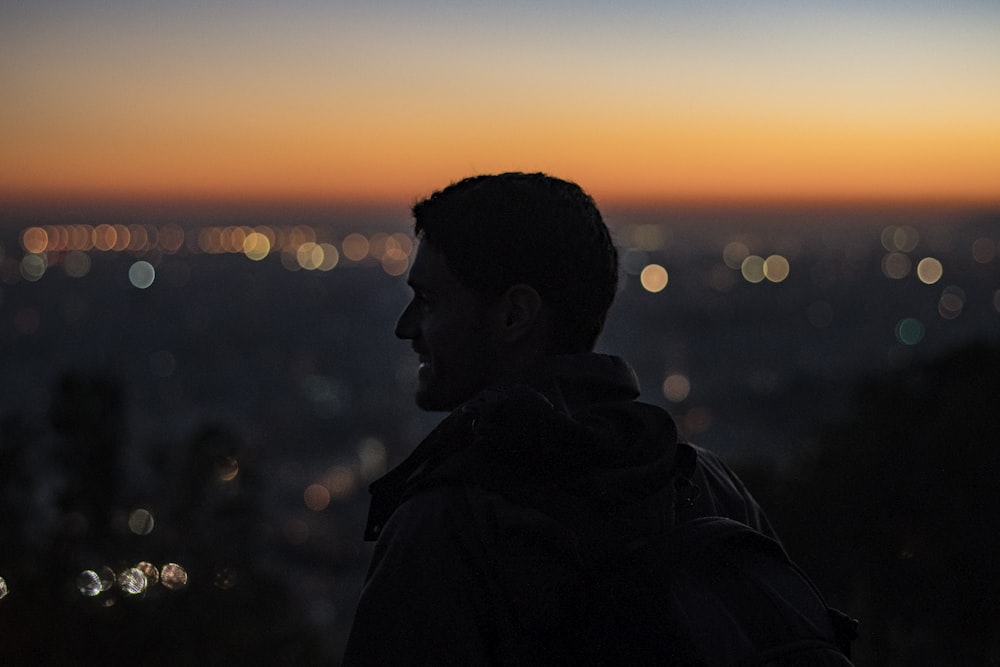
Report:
2,0,999,207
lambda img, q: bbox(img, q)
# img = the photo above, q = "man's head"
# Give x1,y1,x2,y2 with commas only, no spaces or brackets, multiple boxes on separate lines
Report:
395,172,618,410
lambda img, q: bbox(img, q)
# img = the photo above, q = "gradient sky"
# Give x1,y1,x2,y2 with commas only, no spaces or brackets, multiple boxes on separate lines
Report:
2,0,999,205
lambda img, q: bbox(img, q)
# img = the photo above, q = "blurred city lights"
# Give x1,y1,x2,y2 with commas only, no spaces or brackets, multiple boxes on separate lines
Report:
243,231,271,260
77,570,103,597
741,256,766,283
128,508,155,536
342,233,370,261
217,456,240,482
21,227,47,254
324,465,358,500
763,255,790,283
640,264,668,292
971,237,996,264
895,318,925,345
358,437,387,482
160,563,189,590
63,250,92,278
129,261,156,289
662,373,691,402
881,252,911,280
881,225,919,253
916,257,943,284
723,241,749,269
137,562,159,587
304,483,331,511
939,286,965,320
20,254,46,281
117,567,148,595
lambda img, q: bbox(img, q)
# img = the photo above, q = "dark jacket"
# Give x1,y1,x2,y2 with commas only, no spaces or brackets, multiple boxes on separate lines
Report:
344,354,778,666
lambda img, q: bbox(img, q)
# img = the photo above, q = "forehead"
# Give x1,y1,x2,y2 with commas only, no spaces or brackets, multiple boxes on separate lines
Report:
407,241,462,291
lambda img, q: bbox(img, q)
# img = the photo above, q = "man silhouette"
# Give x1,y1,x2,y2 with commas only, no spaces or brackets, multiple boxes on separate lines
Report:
344,173,781,664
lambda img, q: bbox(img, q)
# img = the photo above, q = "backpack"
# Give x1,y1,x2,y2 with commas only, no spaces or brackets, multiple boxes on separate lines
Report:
579,514,859,666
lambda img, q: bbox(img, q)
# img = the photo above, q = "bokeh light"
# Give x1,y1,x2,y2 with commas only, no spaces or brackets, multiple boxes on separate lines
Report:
63,250,92,278
20,254,46,282
128,508,155,536
916,257,943,284
763,255,790,283
881,252,911,279
938,286,965,320
740,256,766,283
296,242,325,270
77,570,102,597
971,237,996,264
0,576,8,600
21,227,48,254
243,231,271,260
117,567,148,595
895,318,925,345
342,233,370,262
137,562,159,587
358,437,388,482
217,456,239,482
381,248,409,276
881,225,919,253
723,241,749,269
129,261,156,288
640,264,668,292
318,243,340,271
662,373,691,402
324,465,359,500
160,563,188,590
304,483,331,511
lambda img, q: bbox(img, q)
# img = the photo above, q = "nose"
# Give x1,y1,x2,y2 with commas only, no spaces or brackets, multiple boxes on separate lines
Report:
395,298,419,340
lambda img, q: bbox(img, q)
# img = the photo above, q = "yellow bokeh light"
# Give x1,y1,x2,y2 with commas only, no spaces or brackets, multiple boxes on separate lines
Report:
763,255,790,283
243,232,271,260
662,373,691,402
318,243,340,271
296,242,325,270
740,256,765,283
916,257,943,284
640,264,668,292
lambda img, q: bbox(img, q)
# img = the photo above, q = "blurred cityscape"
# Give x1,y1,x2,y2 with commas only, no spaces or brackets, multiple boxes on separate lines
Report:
0,201,998,664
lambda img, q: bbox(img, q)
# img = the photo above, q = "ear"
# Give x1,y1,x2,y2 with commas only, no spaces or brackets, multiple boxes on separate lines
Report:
498,283,545,344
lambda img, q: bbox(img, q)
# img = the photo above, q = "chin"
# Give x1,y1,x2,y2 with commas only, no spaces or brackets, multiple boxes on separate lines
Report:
414,380,474,412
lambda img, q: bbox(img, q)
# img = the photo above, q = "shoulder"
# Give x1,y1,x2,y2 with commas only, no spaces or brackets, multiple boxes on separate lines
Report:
679,443,780,540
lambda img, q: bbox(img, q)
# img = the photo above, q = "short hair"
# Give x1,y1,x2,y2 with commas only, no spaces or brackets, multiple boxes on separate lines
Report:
412,172,618,353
